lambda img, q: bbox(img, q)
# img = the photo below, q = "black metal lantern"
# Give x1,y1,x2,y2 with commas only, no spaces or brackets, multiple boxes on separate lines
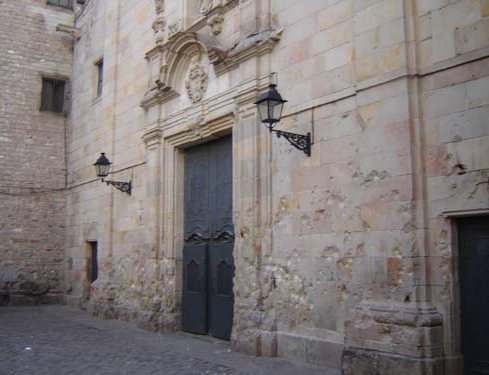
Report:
254,84,287,129
93,152,111,178
254,84,311,157
93,153,132,195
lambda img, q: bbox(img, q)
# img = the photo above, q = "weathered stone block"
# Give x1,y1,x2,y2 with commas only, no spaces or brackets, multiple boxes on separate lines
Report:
354,0,403,35
455,19,489,56
232,329,261,356
260,331,278,357
318,0,352,31
423,83,467,119
311,21,353,57
342,347,445,375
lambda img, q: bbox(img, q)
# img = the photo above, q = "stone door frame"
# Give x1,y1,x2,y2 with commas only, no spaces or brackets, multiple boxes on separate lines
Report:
440,210,489,375
165,113,235,312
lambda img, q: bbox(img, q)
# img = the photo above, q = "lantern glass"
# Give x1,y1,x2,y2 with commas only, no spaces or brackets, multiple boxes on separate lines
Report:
254,84,287,128
93,153,111,178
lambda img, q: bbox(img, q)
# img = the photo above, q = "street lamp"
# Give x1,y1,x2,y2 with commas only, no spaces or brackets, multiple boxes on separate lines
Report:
93,153,132,195
254,84,311,157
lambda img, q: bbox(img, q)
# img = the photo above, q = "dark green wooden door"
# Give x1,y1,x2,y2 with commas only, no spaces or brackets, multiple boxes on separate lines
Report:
458,217,489,375
182,136,234,340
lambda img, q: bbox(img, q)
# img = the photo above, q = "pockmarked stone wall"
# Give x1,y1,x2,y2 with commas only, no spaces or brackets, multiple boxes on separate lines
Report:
65,0,161,328
64,1,489,374
0,0,73,305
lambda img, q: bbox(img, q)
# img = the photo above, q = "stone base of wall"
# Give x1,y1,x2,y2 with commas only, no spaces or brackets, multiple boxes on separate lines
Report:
342,347,445,375
84,300,172,334
443,355,464,375
277,332,343,370
232,329,343,371
0,292,65,306
342,301,446,375
0,263,65,306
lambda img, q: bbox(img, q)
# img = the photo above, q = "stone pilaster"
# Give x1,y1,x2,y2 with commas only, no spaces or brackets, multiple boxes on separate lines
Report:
342,301,445,374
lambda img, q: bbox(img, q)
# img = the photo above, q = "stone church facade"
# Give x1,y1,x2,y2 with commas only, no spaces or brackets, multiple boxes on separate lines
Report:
1,1,489,374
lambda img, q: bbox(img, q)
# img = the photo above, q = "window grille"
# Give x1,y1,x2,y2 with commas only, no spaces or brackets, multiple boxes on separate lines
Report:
47,0,72,8
95,59,103,98
41,78,65,113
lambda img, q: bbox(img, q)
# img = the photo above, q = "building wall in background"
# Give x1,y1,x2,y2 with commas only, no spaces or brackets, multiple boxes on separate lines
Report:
0,0,74,305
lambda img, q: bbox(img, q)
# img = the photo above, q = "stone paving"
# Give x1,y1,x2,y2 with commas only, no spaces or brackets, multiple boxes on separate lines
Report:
0,306,340,375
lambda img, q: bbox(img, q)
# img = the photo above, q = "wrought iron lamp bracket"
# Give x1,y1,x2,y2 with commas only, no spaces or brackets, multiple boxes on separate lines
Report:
270,129,311,157
102,179,132,195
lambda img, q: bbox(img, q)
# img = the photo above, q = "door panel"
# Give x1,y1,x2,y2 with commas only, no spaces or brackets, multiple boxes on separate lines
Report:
208,242,235,340
212,137,234,240
458,217,489,375
182,136,234,340
184,147,211,241
182,244,207,335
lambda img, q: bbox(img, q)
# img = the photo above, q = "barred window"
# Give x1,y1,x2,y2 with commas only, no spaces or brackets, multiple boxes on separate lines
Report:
47,0,71,8
95,59,103,98
41,78,65,113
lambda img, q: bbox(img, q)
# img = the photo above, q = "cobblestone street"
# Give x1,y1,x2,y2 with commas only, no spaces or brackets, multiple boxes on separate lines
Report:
0,306,339,375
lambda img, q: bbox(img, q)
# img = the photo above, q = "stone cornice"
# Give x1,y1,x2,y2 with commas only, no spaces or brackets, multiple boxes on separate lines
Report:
140,87,179,110
163,110,235,148
213,29,283,75
185,0,239,33
144,45,164,61
142,126,164,149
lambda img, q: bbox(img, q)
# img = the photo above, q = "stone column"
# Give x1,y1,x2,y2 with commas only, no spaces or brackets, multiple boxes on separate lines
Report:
341,1,445,373
231,102,270,355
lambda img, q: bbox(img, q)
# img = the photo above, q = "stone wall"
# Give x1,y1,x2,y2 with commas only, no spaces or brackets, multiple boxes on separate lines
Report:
65,0,160,327
64,1,489,374
0,0,73,305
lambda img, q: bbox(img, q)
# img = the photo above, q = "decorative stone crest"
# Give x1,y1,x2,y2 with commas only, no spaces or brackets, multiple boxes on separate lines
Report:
185,60,208,103
207,14,224,35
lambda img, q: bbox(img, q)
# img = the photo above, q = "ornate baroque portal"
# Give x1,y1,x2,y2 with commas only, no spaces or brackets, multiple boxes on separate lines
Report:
141,0,282,347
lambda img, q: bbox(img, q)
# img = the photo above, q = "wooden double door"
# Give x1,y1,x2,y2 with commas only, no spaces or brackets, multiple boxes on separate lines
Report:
458,217,489,375
182,136,234,340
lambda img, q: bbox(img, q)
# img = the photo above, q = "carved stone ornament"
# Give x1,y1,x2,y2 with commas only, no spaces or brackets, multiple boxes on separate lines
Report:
198,0,213,14
152,17,166,34
207,14,224,35
168,22,180,37
154,0,164,14
185,60,208,103
155,64,168,89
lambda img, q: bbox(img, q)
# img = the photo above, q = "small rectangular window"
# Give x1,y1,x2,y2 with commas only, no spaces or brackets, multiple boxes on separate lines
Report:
47,0,72,8
41,78,65,113
95,59,103,98
88,241,98,283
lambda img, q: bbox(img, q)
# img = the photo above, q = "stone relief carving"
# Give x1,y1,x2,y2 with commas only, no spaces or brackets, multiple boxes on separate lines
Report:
198,0,213,14
207,14,224,35
186,115,206,138
152,0,165,45
155,63,168,90
152,17,166,45
168,22,180,37
198,0,234,14
152,17,166,33
185,59,208,103
154,0,164,14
